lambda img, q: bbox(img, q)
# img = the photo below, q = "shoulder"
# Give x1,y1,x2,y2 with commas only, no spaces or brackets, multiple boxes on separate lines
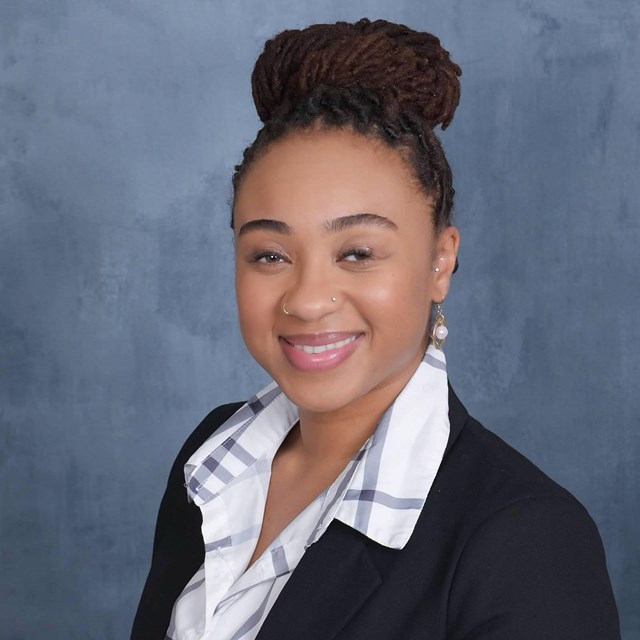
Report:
439,394,580,521
444,410,605,572
154,401,245,528
429,395,620,638
166,401,245,481
426,396,597,546
437,406,602,550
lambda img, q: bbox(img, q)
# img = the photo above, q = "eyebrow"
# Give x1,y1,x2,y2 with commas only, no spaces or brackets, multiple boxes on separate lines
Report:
237,212,398,237
323,213,398,233
237,219,292,237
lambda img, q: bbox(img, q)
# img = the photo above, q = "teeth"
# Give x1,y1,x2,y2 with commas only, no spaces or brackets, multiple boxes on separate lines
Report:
293,335,357,354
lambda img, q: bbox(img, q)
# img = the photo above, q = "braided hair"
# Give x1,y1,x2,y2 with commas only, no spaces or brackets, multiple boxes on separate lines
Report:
231,18,462,231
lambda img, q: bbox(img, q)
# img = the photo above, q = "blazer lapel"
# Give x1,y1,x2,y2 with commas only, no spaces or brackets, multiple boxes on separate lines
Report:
256,520,382,640
445,383,469,456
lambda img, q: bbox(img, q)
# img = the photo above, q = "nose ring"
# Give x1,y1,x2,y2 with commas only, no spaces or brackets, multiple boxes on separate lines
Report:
282,296,337,315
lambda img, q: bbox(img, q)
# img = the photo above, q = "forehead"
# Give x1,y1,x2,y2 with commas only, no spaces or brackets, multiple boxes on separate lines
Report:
233,128,433,227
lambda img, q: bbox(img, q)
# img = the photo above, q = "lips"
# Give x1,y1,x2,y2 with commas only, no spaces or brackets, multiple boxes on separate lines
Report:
292,335,357,353
279,332,363,372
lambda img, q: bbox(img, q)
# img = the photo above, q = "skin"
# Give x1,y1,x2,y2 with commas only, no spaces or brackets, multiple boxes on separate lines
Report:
233,126,459,565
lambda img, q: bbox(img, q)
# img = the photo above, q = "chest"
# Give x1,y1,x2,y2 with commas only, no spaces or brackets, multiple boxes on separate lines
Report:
251,516,455,640
247,458,343,568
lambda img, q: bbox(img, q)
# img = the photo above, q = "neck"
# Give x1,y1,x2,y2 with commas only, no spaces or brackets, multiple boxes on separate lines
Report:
292,354,423,466
294,404,382,465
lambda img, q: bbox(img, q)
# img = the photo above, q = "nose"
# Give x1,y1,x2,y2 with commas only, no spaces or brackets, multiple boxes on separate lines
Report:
281,261,339,321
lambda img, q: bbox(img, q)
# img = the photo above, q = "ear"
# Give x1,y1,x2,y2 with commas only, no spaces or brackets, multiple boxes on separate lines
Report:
431,225,460,302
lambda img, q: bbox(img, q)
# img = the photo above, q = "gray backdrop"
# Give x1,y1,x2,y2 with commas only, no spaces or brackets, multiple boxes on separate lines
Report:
1,0,638,638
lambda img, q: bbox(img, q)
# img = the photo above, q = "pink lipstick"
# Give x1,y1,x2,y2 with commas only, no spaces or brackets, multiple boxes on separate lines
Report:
279,332,363,372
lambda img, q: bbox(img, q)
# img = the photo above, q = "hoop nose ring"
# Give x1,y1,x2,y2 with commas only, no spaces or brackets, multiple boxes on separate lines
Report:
282,297,337,315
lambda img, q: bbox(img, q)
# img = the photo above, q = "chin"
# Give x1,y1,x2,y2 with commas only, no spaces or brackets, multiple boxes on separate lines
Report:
277,376,363,415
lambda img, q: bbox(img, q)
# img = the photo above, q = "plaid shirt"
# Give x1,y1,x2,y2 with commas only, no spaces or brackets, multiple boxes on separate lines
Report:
167,345,450,640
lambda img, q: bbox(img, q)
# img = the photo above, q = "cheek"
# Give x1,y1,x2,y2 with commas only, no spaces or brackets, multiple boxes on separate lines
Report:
357,261,431,308
355,264,432,338
235,273,270,340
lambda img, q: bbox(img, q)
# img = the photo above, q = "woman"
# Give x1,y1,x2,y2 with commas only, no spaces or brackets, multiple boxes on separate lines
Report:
132,18,620,640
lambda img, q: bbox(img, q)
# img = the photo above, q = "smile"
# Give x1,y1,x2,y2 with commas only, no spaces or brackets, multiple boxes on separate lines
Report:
292,335,358,354
279,333,363,372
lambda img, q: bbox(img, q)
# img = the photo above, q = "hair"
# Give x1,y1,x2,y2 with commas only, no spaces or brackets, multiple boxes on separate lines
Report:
231,18,462,232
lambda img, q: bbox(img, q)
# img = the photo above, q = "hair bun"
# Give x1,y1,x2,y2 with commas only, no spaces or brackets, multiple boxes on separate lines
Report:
252,18,461,129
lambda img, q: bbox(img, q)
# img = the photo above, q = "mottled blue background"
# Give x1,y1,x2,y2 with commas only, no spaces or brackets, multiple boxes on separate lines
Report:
1,1,638,637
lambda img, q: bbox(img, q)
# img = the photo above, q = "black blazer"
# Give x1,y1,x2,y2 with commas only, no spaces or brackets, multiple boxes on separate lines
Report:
132,387,620,639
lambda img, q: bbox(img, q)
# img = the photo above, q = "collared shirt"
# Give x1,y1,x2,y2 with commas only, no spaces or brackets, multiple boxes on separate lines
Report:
167,345,450,640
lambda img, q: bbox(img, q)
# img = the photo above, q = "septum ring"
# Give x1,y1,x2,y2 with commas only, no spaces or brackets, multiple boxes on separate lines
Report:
282,297,337,315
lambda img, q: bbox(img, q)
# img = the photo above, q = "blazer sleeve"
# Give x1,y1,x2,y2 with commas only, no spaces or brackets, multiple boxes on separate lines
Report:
446,496,621,640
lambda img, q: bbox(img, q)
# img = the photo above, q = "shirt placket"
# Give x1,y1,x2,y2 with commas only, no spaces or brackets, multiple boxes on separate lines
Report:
199,498,238,632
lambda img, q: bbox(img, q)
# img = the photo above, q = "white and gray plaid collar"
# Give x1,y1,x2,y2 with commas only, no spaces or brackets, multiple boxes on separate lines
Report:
184,344,450,550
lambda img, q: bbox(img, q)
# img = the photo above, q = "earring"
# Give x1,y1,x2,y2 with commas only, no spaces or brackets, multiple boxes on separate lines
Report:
431,300,448,349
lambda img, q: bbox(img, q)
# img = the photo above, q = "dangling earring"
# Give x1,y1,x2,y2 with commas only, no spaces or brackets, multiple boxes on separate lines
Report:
431,300,448,349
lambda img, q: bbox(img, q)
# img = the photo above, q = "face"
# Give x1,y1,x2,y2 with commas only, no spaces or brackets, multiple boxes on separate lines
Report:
233,128,459,417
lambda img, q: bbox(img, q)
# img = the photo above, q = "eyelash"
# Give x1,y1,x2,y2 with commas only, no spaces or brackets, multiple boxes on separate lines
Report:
339,247,374,263
250,250,287,264
248,246,374,266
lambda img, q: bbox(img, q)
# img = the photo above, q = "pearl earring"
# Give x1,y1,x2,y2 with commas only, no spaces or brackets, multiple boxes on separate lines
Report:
431,300,448,349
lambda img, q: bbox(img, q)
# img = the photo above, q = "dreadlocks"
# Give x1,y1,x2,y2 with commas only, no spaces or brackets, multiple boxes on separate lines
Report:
232,18,462,231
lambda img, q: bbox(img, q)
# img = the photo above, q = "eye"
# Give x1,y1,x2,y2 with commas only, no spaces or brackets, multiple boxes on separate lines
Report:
249,250,288,264
339,247,374,262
